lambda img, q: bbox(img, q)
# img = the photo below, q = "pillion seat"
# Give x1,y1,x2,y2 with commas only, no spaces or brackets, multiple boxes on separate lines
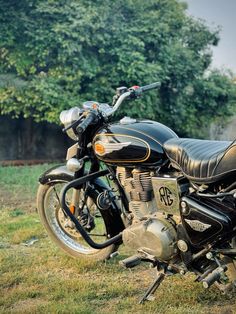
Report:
163,138,236,183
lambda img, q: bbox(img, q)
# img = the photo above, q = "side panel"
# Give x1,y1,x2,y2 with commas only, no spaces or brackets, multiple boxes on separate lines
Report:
180,196,236,247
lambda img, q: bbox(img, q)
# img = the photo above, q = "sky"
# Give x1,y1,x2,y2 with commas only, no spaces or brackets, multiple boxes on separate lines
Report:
185,0,236,73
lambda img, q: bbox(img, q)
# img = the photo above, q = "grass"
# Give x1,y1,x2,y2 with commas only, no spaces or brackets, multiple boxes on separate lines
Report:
0,164,236,313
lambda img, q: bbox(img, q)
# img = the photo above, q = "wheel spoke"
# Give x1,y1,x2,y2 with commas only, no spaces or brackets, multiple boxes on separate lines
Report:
44,182,109,251
53,186,61,204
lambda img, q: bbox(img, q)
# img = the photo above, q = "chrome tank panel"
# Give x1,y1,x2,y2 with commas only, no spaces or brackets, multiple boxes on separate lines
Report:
93,120,178,167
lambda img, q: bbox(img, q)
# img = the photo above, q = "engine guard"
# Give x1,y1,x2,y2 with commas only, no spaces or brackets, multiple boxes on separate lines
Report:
38,164,124,246
39,164,114,190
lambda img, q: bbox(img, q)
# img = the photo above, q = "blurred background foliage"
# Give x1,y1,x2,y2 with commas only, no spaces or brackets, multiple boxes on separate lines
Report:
0,0,235,137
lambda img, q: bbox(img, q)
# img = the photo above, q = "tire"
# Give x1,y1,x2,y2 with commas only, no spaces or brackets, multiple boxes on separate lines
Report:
37,181,118,261
218,238,236,292
225,238,236,287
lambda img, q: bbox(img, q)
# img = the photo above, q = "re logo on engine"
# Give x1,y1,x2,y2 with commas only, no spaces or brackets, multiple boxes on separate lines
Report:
152,176,180,213
159,187,174,206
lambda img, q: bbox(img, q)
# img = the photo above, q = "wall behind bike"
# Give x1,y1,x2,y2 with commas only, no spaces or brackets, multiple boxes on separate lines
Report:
209,116,236,141
0,115,235,162
0,115,71,162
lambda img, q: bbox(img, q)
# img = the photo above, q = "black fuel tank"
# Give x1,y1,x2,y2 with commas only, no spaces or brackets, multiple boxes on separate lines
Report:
93,119,178,167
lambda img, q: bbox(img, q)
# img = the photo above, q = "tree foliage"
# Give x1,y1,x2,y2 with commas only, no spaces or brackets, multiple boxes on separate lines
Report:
0,0,235,137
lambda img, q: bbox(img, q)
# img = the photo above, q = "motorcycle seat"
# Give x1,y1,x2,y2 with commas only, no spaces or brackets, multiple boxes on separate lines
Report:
163,138,236,183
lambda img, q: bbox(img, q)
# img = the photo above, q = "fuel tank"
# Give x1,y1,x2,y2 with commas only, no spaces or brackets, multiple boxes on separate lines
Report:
93,119,178,167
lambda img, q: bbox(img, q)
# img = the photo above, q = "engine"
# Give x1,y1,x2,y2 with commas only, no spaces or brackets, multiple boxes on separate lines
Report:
116,167,178,261
116,167,236,292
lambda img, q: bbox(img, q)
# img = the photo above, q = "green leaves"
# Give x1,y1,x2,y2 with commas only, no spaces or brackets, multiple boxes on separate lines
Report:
0,0,235,137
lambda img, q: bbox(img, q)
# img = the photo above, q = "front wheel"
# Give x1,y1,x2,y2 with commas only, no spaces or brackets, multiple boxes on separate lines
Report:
37,181,120,261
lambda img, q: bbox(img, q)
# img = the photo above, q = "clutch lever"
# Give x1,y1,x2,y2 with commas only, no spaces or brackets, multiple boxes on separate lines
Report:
62,115,83,133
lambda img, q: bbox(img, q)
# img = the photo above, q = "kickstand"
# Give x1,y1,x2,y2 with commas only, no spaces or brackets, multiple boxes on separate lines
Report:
139,272,165,304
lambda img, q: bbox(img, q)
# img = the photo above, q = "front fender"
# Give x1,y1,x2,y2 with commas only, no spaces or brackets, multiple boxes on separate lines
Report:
39,164,111,189
39,164,74,184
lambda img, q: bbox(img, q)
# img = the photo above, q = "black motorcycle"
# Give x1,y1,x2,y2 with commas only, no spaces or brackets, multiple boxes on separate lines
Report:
37,82,236,303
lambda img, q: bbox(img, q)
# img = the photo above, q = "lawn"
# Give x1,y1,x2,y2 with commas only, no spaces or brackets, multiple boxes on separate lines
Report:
0,165,236,314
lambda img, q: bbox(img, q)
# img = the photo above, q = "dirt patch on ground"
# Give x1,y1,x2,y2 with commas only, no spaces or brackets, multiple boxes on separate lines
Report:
0,188,36,212
208,306,235,314
9,298,49,313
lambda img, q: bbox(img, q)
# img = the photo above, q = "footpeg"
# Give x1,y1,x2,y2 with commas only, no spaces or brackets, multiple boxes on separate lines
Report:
202,266,227,289
119,255,141,268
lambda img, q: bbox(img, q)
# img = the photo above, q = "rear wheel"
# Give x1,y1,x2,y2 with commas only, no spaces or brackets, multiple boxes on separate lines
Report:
37,181,119,261
225,238,236,289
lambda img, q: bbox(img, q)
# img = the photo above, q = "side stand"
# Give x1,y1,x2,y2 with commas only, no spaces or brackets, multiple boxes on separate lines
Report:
139,272,165,304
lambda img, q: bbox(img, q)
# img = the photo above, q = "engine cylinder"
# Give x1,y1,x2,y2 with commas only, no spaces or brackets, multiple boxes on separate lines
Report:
117,167,153,202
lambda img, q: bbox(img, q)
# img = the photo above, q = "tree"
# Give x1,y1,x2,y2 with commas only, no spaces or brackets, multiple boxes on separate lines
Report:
0,0,235,137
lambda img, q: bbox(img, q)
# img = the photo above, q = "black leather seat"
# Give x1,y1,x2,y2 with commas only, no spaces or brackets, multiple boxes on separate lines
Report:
163,138,236,183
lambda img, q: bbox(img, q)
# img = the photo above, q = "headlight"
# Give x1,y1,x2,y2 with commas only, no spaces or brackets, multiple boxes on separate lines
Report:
60,107,82,140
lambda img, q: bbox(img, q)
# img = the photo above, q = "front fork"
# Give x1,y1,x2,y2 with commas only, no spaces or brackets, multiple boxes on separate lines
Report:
70,188,80,216
60,170,123,249
68,187,95,232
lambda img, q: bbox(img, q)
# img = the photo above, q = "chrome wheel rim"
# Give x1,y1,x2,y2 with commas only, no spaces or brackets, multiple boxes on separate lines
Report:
44,182,108,255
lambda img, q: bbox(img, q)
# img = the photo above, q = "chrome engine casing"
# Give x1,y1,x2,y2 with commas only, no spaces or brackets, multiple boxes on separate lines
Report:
122,214,177,260
117,167,178,261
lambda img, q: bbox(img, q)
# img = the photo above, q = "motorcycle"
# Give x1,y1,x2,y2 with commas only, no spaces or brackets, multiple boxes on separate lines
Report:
37,82,236,303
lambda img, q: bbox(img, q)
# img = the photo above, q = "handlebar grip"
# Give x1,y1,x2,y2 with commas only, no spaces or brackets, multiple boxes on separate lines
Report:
76,112,97,134
140,82,161,92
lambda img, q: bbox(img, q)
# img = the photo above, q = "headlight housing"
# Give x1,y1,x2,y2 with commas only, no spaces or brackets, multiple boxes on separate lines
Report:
59,107,82,140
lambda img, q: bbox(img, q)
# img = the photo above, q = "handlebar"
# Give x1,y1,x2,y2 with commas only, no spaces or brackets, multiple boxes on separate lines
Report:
76,111,97,134
106,81,160,117
106,91,131,117
62,82,161,134
140,81,161,92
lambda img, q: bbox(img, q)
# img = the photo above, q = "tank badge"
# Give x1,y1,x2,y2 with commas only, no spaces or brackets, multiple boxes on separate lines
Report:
184,219,211,232
94,141,131,156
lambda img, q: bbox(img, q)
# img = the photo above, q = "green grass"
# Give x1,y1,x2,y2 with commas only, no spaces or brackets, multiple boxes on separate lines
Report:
0,165,236,313
0,164,54,199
